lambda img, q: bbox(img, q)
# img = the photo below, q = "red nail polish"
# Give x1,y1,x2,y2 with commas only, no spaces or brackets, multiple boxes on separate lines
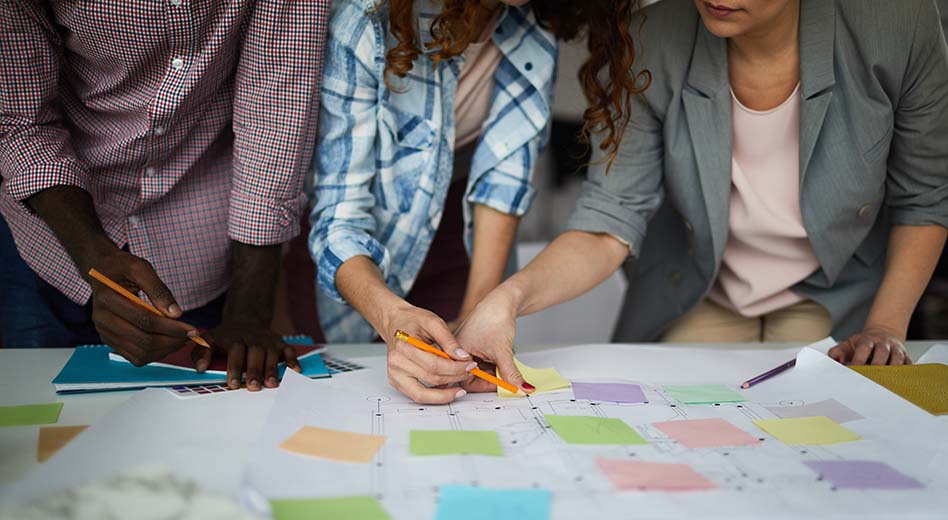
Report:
522,382,536,391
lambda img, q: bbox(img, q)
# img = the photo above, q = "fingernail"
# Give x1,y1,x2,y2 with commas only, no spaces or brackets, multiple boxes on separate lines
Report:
465,362,478,371
455,348,470,359
250,379,260,389
195,360,208,372
187,330,198,338
455,389,467,399
267,377,278,386
521,382,536,391
229,378,239,389
169,304,182,315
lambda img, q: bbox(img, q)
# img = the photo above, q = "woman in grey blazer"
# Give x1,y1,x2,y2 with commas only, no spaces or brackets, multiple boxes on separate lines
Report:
402,0,948,403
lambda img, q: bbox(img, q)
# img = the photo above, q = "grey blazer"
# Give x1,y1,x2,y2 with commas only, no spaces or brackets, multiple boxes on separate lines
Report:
567,0,948,341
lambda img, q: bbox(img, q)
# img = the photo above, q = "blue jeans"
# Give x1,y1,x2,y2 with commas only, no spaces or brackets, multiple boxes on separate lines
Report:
0,216,224,348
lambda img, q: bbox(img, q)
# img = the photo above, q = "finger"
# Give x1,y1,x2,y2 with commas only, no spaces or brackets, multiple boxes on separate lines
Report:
389,347,474,386
397,339,474,379
282,344,301,372
869,340,892,366
493,349,531,393
850,336,875,366
98,289,195,338
245,344,265,391
889,346,908,366
98,311,186,363
190,341,213,372
127,258,182,318
96,326,147,367
390,369,465,405
226,343,246,389
421,316,468,360
828,341,853,364
264,347,280,388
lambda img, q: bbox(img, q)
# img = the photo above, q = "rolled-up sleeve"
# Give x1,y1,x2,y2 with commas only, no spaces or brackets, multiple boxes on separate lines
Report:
309,5,390,303
885,0,948,227
0,1,88,204
566,90,666,258
228,0,330,246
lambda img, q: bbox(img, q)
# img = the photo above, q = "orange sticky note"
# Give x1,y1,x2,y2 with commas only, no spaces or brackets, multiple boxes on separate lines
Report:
37,425,88,463
654,418,761,449
597,459,717,491
280,426,386,463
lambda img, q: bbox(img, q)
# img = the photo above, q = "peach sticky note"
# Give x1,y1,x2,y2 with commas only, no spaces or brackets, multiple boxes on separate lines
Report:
37,425,88,463
280,426,386,463
597,459,717,491
653,418,761,449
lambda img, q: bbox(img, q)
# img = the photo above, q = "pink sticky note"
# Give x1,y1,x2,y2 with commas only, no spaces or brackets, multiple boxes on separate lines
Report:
654,418,761,449
597,459,717,491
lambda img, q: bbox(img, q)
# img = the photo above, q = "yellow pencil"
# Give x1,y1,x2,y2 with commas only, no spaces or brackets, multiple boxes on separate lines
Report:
88,268,211,348
394,329,524,396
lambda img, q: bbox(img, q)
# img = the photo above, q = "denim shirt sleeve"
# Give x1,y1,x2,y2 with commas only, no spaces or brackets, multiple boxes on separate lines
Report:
308,2,390,303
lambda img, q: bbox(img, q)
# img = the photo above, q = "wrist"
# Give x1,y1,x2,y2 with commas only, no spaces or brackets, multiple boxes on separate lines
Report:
493,279,526,317
862,321,907,341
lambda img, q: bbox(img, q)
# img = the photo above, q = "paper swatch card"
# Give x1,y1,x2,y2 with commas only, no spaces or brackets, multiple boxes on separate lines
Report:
653,418,761,449
435,486,551,520
270,496,390,520
498,359,570,398
0,402,63,427
597,459,717,491
803,460,924,490
572,382,648,404
37,425,88,462
663,384,746,405
280,426,386,463
545,415,647,445
410,430,503,456
765,399,864,423
753,416,861,445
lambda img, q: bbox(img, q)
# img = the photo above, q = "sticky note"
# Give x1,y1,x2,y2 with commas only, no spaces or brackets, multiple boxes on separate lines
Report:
270,496,390,520
280,426,386,463
753,416,861,445
653,418,760,449
435,486,550,520
597,459,717,491
410,430,503,456
545,415,647,445
497,359,570,398
765,399,864,423
37,425,88,462
803,460,924,490
572,383,648,404
0,402,63,427
663,384,746,405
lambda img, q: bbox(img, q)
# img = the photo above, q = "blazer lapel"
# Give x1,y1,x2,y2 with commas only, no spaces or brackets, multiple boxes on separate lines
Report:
682,22,732,264
798,0,836,186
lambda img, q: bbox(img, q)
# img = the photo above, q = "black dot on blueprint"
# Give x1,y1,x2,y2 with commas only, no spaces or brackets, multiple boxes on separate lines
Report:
713,403,721,407
570,399,576,402
737,405,743,408
670,404,677,408
531,407,538,410
375,413,381,416
495,407,501,410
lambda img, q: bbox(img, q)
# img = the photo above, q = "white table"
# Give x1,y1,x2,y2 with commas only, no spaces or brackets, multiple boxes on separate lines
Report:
0,341,939,491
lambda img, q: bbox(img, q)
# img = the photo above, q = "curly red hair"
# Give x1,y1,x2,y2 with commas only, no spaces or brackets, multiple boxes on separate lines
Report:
382,0,651,169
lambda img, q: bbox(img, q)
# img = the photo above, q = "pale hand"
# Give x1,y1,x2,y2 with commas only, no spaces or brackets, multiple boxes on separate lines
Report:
828,327,912,366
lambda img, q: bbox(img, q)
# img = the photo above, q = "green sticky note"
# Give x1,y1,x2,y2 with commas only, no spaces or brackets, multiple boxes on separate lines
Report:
663,384,746,405
545,415,647,445
0,403,63,427
270,496,390,520
410,430,503,456
753,416,862,445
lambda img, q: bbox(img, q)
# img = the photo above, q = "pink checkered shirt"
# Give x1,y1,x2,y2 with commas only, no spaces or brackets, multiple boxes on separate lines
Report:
0,0,329,311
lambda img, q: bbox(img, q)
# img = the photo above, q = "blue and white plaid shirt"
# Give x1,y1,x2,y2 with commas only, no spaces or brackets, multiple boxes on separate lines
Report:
309,0,558,342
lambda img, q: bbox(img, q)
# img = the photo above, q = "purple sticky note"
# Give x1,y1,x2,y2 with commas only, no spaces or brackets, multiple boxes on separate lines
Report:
572,383,648,404
803,460,924,490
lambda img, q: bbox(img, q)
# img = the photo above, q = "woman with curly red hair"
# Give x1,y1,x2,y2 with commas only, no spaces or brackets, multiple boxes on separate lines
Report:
310,0,645,403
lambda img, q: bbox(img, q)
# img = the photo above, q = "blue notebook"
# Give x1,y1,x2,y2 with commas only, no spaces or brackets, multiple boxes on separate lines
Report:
52,336,330,393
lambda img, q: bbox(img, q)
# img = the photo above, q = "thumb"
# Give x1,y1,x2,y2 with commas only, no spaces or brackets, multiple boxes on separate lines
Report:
495,354,532,393
189,342,212,372
131,259,182,318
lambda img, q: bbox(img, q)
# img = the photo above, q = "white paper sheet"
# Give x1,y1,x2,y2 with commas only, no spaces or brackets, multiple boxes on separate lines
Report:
1,388,275,505
917,344,948,365
243,342,948,520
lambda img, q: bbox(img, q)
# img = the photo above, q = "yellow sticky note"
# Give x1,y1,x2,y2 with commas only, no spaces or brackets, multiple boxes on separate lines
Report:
498,359,570,398
753,416,861,445
280,426,386,463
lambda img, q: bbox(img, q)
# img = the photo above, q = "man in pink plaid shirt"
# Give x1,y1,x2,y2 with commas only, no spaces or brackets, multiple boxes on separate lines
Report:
0,0,329,391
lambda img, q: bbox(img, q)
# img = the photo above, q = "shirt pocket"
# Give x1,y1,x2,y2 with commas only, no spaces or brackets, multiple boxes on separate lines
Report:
378,104,437,212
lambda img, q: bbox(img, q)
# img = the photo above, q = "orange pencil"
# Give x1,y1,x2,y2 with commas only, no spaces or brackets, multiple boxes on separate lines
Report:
394,329,524,396
88,268,211,348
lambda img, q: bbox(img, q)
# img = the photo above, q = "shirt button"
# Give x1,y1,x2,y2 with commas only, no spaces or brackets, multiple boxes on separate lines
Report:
669,271,683,285
171,58,185,71
128,216,141,228
153,126,165,136
857,204,873,218
170,0,182,5
144,166,156,177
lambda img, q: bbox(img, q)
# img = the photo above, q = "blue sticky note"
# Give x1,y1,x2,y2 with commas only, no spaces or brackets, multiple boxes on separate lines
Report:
435,486,550,520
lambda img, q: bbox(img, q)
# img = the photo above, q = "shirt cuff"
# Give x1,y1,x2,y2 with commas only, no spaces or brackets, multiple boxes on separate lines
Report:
4,160,90,207
467,180,537,217
313,230,392,304
227,190,307,246
566,204,646,259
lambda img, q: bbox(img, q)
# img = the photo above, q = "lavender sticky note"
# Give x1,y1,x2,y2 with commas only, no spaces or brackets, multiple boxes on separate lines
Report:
572,383,648,404
803,460,924,490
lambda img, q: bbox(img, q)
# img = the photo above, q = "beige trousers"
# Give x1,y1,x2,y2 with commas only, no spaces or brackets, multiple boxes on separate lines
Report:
662,299,833,343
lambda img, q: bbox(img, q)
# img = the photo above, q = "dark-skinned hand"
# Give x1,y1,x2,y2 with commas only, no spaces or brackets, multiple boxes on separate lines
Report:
190,323,301,391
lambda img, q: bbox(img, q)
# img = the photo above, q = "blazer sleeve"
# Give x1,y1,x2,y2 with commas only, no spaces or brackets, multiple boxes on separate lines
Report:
565,91,666,258
885,0,948,228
